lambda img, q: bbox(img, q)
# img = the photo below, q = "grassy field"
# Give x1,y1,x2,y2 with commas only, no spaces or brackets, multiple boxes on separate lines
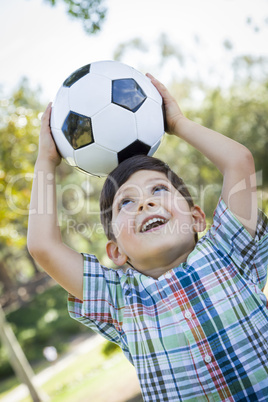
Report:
0,284,142,402
0,340,142,402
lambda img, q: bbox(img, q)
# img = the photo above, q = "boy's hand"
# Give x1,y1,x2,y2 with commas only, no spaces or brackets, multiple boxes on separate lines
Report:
146,73,185,135
147,74,258,237
38,103,61,166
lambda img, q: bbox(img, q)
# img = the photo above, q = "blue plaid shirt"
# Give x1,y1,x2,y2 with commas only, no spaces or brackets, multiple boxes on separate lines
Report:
68,198,268,401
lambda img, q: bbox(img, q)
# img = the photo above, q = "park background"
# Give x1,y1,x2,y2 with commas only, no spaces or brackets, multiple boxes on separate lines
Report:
0,0,268,400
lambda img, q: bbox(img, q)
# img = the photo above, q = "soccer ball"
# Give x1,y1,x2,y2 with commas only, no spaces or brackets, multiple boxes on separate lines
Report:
50,60,165,176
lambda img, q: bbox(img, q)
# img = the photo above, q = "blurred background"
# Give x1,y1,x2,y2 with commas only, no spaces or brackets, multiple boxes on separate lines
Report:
0,0,268,401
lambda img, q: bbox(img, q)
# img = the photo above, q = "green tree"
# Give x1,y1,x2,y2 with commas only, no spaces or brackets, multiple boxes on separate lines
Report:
0,79,44,290
45,0,107,34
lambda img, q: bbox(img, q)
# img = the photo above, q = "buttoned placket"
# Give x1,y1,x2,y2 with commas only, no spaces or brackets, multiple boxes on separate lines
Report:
164,275,214,369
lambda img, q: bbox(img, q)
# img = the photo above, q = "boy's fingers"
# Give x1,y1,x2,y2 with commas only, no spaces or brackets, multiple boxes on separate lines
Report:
146,73,168,98
146,73,160,86
41,102,52,124
146,73,154,80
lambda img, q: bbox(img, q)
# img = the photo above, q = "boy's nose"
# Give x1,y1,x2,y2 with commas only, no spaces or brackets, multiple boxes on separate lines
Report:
138,199,156,212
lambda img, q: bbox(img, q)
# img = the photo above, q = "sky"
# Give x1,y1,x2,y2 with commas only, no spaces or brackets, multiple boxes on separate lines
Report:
0,0,267,103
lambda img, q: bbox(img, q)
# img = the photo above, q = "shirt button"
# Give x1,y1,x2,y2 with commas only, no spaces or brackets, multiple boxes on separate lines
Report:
185,311,192,319
165,272,172,279
204,354,212,363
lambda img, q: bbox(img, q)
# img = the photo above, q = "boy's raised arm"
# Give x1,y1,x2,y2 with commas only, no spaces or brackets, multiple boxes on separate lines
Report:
148,74,258,237
27,103,84,300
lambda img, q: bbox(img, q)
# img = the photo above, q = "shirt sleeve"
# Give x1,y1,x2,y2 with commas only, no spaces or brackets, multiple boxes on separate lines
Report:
209,197,268,290
68,253,126,347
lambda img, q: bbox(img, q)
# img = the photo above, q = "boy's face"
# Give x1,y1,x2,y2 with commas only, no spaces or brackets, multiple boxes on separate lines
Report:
106,170,206,278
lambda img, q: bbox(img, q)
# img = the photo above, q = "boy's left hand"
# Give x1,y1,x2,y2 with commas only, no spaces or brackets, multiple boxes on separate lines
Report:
146,73,185,135
38,102,62,166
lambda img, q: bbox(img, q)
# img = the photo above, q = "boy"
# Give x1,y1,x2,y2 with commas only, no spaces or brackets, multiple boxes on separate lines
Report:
27,75,268,401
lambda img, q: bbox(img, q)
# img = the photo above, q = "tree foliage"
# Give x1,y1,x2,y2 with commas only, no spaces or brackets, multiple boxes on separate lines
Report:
0,79,42,251
45,0,107,34
0,80,44,290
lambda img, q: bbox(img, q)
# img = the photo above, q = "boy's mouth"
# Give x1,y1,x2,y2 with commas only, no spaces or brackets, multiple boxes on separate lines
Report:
140,216,168,233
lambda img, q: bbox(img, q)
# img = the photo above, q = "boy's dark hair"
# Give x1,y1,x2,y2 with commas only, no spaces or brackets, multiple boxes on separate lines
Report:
100,154,198,243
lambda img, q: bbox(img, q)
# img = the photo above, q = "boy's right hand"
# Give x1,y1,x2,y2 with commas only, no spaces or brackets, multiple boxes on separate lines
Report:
38,102,61,166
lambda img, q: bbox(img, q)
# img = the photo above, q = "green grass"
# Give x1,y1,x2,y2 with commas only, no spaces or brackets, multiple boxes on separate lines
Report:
0,341,139,402
0,283,141,401
0,283,142,401
43,354,127,402
0,376,20,398
0,284,89,381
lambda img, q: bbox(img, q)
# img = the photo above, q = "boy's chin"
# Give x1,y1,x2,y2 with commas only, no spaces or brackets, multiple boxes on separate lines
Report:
133,246,189,269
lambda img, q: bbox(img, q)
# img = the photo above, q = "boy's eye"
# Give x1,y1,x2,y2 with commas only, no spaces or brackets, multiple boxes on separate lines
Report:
118,198,133,210
152,184,169,194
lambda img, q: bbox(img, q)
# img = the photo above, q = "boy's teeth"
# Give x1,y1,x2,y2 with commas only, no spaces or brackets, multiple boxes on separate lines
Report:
141,218,166,232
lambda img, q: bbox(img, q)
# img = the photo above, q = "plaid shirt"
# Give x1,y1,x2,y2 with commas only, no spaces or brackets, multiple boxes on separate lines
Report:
68,198,268,401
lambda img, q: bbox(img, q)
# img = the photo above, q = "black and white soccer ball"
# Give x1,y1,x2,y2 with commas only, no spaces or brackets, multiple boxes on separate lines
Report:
50,60,165,176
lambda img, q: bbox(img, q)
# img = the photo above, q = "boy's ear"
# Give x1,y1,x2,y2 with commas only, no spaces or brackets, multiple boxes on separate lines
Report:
191,205,206,233
106,240,128,266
